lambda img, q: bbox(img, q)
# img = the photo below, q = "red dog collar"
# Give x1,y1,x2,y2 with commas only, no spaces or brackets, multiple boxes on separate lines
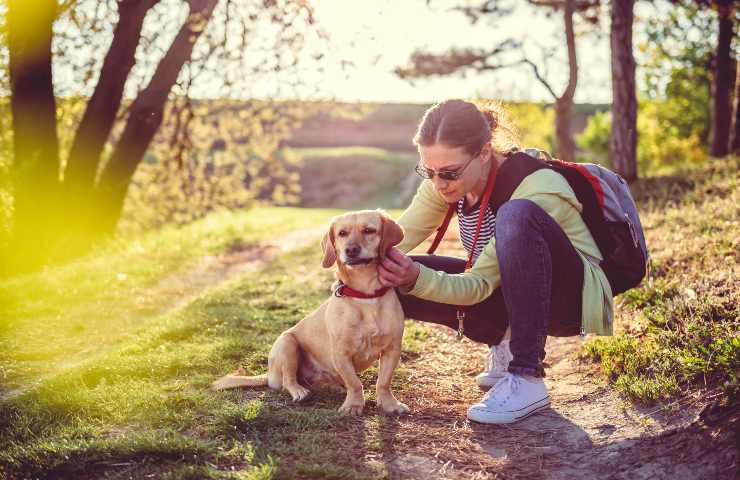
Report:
333,282,390,299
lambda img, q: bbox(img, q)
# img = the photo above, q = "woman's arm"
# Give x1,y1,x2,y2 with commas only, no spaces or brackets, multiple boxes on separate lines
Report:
395,179,449,254
383,170,593,305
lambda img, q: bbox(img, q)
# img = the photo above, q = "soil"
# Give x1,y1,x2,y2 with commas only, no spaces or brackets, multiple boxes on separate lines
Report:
382,324,738,480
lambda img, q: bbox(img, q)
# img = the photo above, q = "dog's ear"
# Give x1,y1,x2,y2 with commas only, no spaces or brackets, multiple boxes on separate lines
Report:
378,210,404,261
321,225,337,268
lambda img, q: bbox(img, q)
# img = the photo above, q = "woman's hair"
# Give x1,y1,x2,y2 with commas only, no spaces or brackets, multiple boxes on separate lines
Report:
413,99,520,157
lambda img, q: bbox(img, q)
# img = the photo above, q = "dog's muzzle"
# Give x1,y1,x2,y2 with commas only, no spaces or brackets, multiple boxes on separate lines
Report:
344,257,375,266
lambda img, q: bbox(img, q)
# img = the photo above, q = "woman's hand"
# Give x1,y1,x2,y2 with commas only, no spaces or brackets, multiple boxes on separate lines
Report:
378,248,420,288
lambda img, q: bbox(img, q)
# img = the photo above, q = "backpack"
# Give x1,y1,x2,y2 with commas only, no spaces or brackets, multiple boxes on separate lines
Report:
492,148,649,296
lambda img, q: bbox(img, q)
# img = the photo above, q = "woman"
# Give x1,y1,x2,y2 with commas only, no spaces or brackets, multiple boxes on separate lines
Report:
378,99,613,424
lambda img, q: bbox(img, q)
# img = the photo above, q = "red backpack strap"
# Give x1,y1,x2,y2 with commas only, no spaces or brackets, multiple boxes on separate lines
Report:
426,204,456,254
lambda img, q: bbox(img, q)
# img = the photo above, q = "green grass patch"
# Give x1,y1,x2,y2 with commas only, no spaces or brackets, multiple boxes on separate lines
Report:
0,207,338,392
579,156,739,404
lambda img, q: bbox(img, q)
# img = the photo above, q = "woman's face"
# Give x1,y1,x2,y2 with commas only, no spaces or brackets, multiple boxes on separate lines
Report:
418,143,489,203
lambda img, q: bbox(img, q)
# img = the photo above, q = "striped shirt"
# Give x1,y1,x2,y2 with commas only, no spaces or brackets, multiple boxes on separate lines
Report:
457,198,496,261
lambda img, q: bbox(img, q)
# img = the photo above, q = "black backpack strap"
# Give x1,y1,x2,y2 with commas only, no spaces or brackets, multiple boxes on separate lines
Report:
490,151,549,213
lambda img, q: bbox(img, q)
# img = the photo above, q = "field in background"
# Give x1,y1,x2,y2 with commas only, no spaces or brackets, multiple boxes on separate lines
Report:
0,207,342,396
286,147,419,210
285,101,606,153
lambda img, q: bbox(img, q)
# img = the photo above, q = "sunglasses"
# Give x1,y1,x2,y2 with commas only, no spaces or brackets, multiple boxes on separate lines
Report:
414,149,482,181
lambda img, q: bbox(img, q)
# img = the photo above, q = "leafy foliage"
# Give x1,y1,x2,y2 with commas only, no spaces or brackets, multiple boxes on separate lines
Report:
119,100,326,234
638,1,716,101
578,99,707,174
505,102,556,153
576,110,610,164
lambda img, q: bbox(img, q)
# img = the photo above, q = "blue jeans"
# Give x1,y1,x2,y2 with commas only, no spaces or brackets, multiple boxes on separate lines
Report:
399,199,585,377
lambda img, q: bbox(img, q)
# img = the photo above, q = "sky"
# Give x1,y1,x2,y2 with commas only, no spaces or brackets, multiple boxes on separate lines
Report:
41,0,666,105
307,0,616,104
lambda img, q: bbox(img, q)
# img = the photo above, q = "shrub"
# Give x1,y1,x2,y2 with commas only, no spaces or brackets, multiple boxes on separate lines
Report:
577,100,707,175
576,110,611,165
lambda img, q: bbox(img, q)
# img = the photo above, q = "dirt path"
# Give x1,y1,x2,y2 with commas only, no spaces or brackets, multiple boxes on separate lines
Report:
149,225,327,315
380,325,737,480
177,225,735,479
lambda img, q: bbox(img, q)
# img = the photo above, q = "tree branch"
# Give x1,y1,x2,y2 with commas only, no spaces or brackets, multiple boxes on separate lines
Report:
395,40,520,79
521,58,558,100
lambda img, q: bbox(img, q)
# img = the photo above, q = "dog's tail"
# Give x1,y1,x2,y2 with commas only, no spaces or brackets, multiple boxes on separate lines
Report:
211,367,269,390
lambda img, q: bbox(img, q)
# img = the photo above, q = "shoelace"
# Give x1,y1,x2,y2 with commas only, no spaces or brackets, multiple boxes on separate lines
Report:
483,373,522,406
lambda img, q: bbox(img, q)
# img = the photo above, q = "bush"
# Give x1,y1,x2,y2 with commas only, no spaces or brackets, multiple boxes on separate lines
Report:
505,102,556,153
637,100,706,174
576,110,611,165
577,100,707,175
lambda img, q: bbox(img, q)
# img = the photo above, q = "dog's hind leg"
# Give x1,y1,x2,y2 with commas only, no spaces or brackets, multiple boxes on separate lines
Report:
270,332,311,402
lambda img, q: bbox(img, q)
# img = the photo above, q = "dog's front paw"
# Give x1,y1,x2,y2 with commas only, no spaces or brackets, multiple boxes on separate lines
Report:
338,401,364,416
379,401,410,416
288,385,311,402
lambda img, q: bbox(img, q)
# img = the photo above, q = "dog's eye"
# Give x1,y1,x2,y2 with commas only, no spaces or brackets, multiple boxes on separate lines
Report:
362,228,376,235
337,230,348,237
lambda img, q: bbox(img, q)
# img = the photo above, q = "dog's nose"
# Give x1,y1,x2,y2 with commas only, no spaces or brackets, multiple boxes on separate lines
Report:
345,245,361,258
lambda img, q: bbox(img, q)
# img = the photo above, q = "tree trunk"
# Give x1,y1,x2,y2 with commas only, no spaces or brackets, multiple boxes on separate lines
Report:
6,0,60,273
710,3,733,157
64,0,159,192
610,0,637,181
94,0,219,235
555,0,577,162
709,4,734,157
555,97,576,163
731,60,740,153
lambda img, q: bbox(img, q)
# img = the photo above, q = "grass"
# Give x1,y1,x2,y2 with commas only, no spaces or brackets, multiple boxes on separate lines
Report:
0,205,419,479
1,153,737,478
0,207,339,393
578,155,739,404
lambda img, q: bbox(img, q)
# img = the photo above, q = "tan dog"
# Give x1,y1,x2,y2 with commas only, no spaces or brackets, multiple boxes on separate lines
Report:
212,210,409,416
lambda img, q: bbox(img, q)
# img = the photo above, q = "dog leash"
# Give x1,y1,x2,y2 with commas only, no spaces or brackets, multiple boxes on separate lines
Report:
426,160,499,339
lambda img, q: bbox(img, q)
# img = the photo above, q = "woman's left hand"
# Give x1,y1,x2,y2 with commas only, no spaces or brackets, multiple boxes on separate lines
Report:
378,248,420,288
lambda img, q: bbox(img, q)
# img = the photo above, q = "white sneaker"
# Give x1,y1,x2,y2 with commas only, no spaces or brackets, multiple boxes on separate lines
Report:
475,339,513,389
467,373,551,424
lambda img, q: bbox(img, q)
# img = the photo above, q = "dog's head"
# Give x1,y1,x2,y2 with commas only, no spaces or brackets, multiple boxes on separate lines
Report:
321,210,404,268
